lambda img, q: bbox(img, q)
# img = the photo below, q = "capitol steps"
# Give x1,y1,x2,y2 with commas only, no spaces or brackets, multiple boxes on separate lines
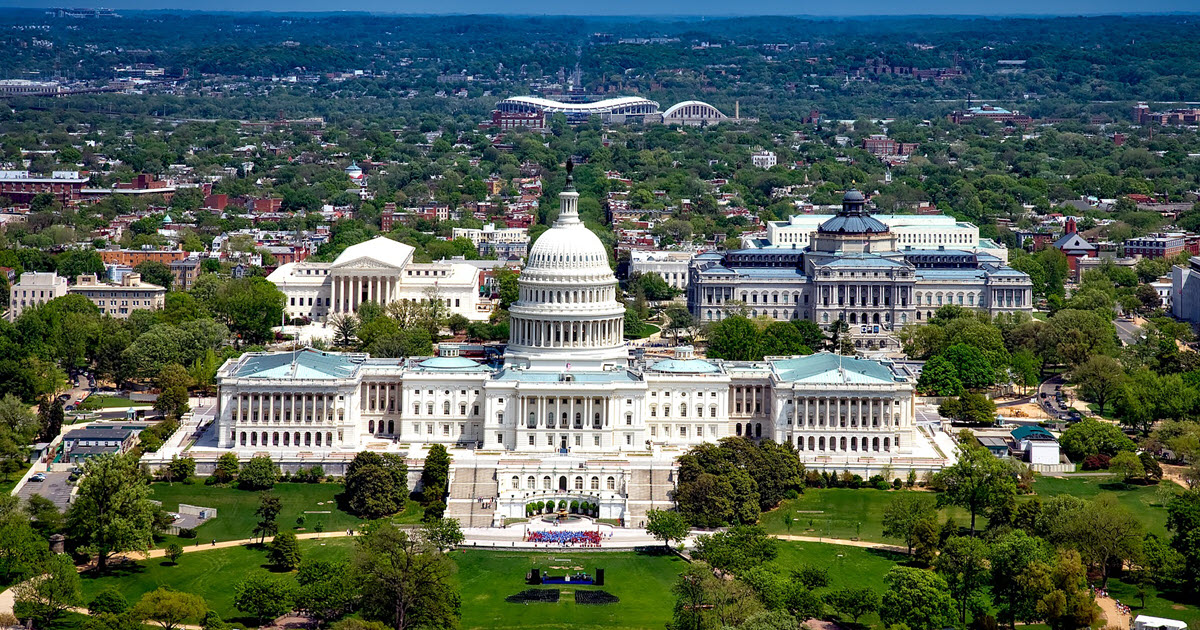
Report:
445,464,497,528
624,466,676,528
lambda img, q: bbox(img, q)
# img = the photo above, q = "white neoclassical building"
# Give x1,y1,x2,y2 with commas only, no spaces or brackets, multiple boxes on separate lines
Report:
266,237,488,323
210,175,946,527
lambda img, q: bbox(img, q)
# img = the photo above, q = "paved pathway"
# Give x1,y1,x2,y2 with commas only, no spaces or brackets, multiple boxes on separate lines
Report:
772,534,909,554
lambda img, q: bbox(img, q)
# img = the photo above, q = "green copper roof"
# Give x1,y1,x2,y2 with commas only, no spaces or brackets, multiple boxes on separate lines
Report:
417,356,485,370
234,348,363,379
770,352,899,384
647,358,722,374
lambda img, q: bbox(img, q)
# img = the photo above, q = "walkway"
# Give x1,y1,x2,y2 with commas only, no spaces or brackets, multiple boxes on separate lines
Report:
772,534,909,554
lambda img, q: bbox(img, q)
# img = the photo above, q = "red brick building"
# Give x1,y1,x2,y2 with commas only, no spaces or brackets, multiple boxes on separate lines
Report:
0,170,89,205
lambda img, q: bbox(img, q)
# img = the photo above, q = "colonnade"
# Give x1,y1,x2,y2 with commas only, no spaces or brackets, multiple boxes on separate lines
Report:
233,391,341,425
510,316,623,348
519,395,612,429
332,274,398,313
788,396,900,428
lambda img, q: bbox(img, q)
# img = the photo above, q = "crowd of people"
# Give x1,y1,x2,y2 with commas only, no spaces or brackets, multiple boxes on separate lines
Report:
526,530,603,546
1091,586,1132,619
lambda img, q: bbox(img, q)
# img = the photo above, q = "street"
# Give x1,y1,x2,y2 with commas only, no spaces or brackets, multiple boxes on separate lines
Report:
1114,317,1144,346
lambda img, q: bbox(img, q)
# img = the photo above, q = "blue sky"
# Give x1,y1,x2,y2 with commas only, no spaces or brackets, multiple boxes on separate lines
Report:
1,0,1198,14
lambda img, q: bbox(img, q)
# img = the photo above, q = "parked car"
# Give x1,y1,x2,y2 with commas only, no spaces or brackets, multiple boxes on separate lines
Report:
30,473,46,482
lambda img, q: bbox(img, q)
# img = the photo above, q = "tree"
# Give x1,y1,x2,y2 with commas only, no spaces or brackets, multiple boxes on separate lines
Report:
938,392,998,425
664,306,695,345
344,452,408,519
420,444,450,505
942,344,996,389
916,355,963,396
330,314,359,347
881,492,938,555
880,566,953,630
646,509,690,549
826,587,880,623
253,493,283,543
234,572,294,625
1109,451,1145,483
991,530,1053,629
1059,419,1137,461
1073,355,1124,416
154,364,192,421
419,518,464,552
0,496,49,585
1075,494,1143,587
65,453,156,572
353,522,460,630
706,316,761,361
214,453,239,484
131,589,208,630
239,455,279,491
936,536,992,625
14,554,81,626
165,543,184,565
446,313,469,336
268,532,303,571
211,277,285,345
692,526,778,575
89,587,129,615
166,457,196,484
134,261,176,291
759,321,812,357
936,439,1017,535
296,559,355,627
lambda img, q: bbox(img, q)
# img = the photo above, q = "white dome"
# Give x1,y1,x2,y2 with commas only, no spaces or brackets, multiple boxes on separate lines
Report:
504,181,627,372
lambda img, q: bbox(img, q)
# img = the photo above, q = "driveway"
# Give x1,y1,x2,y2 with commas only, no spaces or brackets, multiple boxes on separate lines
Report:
15,470,75,511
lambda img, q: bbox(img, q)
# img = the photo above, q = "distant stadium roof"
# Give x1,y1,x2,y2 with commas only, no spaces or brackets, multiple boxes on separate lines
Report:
496,96,659,115
661,100,726,119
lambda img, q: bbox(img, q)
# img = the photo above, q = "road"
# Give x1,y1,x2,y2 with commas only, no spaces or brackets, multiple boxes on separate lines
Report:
1114,317,1144,346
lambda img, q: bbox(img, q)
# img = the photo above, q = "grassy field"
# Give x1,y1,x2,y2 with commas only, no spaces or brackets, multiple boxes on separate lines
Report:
758,476,1179,544
78,395,139,410
1104,576,1200,629
79,540,692,630
760,488,975,543
456,549,687,630
81,539,354,627
148,481,421,544
1030,476,1179,537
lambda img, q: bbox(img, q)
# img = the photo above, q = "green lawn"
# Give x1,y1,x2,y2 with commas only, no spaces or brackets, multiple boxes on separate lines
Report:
768,540,906,627
79,395,139,410
81,539,354,627
80,540,691,630
148,481,420,544
760,488,975,543
1104,576,1200,629
1030,476,1179,537
456,549,687,630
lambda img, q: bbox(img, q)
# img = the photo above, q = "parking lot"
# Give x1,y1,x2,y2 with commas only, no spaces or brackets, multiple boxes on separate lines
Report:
15,471,75,511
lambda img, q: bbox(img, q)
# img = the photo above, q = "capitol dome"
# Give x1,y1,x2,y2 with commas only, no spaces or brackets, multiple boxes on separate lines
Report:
505,164,627,372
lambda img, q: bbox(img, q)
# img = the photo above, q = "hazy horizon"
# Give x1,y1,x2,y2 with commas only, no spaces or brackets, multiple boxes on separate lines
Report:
2,0,1200,17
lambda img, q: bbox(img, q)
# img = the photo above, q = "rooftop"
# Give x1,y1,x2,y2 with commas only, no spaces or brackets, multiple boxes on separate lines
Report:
231,348,365,380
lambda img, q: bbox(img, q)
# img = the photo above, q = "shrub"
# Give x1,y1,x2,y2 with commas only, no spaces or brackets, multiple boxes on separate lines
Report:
1082,454,1112,470
570,500,579,513
785,489,800,500
178,527,197,539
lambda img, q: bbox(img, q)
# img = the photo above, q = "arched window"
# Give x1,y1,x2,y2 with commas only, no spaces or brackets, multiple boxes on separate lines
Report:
426,403,433,415
413,403,420,415
527,475,535,488
543,476,551,490
574,476,584,490
443,401,450,415
511,476,520,489
680,404,687,417
591,476,600,490
607,476,616,490
736,423,742,436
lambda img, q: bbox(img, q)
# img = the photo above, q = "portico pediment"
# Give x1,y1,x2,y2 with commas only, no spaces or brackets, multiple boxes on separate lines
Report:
330,256,402,272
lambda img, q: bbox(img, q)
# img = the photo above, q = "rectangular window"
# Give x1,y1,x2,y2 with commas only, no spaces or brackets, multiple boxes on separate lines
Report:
529,435,535,445
497,433,503,444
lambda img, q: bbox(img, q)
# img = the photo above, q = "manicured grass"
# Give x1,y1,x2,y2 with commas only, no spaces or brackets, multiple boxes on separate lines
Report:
1030,476,1178,537
80,540,691,630
80,538,354,627
456,549,687,630
79,395,139,410
0,464,31,496
148,481,420,543
768,540,906,627
760,488,975,543
1104,576,1200,629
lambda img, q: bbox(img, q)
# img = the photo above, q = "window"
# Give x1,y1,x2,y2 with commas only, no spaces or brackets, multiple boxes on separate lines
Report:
607,476,616,490
528,435,535,445
574,476,583,490
496,433,503,444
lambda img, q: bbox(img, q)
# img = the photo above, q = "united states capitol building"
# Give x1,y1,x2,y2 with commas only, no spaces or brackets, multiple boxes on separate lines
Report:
687,191,1034,351
205,177,948,527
